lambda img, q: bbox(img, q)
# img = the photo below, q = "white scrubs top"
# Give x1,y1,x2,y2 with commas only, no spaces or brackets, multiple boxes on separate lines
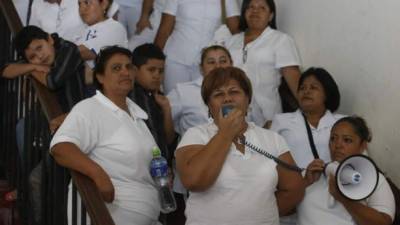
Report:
163,0,240,66
77,18,128,68
50,91,160,222
297,173,395,225
177,122,289,225
270,109,345,168
167,77,210,136
225,27,301,126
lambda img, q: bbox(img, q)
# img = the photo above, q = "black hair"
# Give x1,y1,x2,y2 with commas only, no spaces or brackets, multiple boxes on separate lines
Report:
239,0,277,32
93,45,132,90
131,43,166,68
333,116,372,143
14,25,49,60
298,67,341,112
103,0,113,16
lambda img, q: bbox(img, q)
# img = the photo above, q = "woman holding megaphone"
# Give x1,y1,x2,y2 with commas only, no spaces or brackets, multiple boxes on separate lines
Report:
298,116,395,225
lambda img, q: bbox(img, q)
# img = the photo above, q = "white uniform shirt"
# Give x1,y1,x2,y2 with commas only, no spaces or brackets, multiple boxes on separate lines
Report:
77,18,128,68
114,0,141,7
297,173,395,225
163,0,239,66
50,91,160,220
29,0,86,42
270,110,345,169
177,122,288,225
225,27,301,126
167,77,209,136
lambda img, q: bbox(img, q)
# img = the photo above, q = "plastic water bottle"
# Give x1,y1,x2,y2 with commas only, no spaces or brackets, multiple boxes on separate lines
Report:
150,147,177,213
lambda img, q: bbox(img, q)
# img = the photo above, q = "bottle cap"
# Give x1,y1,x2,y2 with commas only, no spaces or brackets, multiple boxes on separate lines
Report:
152,146,161,157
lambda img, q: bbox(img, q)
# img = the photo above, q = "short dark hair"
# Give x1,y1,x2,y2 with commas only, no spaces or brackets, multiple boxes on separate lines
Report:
200,45,233,66
333,116,372,143
239,0,277,31
14,25,49,60
201,67,252,105
93,45,132,90
298,67,341,112
132,43,166,68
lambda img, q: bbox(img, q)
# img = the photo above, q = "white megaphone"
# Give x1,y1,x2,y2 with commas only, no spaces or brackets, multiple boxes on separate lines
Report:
324,154,379,207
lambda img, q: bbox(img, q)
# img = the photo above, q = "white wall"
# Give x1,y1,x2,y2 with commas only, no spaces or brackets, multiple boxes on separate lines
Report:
275,0,400,184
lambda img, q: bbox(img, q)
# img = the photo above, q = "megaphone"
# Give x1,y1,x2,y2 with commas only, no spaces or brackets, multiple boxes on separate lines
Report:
324,154,379,207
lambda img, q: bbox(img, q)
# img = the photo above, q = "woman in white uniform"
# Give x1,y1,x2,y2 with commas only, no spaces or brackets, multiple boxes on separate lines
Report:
175,67,305,225
77,0,128,68
154,0,240,93
50,46,161,225
225,0,301,127
167,45,233,136
270,67,344,225
300,116,395,225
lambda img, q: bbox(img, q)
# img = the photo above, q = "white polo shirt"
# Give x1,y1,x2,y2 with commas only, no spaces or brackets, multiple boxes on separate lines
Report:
163,0,240,66
177,122,288,225
167,77,210,136
77,18,128,68
50,91,160,220
270,109,345,168
297,173,395,225
29,0,86,42
225,27,301,126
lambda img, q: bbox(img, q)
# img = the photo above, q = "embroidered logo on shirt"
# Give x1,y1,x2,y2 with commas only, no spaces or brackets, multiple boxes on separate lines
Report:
85,29,97,41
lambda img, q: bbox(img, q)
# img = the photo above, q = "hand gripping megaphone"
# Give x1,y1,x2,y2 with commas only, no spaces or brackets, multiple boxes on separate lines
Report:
324,154,379,207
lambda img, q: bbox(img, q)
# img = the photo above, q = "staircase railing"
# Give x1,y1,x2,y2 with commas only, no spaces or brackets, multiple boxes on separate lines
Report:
0,0,114,224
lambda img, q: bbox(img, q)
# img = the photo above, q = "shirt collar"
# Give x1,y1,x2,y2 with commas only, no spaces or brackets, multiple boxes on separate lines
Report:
294,109,336,130
94,90,148,120
243,26,274,47
194,77,203,87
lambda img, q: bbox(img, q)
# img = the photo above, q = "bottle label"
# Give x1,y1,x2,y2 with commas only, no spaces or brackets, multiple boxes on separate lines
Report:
150,161,168,177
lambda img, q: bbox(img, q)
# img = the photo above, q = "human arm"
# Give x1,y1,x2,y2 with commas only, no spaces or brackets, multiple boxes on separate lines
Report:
225,16,240,34
275,151,305,216
49,113,68,134
154,13,175,49
280,65,301,101
328,175,393,225
51,142,114,202
78,45,96,61
224,0,240,34
136,0,154,34
303,159,325,187
154,92,176,145
2,63,49,79
175,109,245,191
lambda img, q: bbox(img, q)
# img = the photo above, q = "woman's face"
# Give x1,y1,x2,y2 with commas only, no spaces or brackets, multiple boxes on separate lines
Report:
97,53,134,97
298,75,327,113
245,0,274,31
78,0,107,26
201,49,232,77
329,122,366,162
207,79,249,120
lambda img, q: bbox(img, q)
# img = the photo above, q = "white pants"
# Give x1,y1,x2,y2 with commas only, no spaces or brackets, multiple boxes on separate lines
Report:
117,5,142,38
164,59,201,94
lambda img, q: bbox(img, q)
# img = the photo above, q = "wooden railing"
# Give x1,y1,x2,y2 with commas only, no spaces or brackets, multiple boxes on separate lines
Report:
0,0,114,224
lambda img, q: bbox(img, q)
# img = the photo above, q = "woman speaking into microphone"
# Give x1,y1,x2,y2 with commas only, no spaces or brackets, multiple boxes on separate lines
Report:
175,67,305,225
